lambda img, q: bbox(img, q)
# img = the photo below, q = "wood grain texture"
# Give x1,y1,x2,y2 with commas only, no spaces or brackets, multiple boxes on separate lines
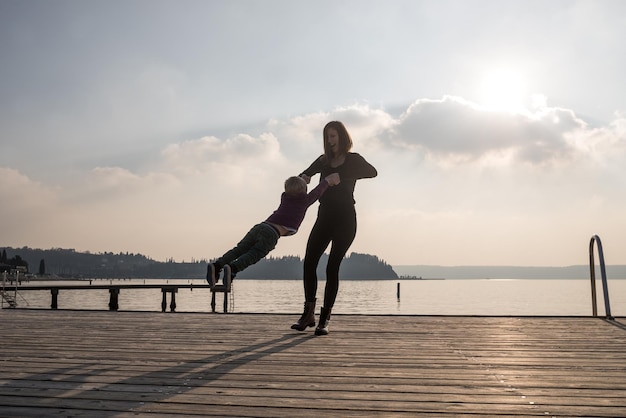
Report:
1,310,625,417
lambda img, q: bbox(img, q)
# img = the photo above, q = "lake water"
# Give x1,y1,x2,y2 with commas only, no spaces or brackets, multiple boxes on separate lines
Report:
6,278,626,316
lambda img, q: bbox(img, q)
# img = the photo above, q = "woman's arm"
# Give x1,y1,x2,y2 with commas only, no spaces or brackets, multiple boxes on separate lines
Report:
299,155,325,184
345,153,377,180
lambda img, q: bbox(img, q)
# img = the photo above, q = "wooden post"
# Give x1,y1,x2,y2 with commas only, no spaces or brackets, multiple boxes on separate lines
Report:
161,287,178,312
170,288,177,312
209,282,229,313
51,288,59,309
397,282,400,301
108,288,119,311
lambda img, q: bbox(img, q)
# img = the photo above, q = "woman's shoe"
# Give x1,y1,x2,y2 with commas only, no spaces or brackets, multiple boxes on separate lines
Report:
291,300,316,331
315,307,331,336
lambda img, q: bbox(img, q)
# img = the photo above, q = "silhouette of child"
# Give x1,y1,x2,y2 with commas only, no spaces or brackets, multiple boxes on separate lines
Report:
207,173,340,286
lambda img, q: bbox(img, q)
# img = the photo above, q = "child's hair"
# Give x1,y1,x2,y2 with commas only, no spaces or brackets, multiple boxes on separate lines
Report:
284,176,307,195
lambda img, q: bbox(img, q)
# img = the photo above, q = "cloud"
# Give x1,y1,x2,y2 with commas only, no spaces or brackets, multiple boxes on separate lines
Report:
76,167,180,202
2,97,626,264
0,168,68,249
162,133,282,167
389,96,597,166
266,104,396,163
0,167,58,212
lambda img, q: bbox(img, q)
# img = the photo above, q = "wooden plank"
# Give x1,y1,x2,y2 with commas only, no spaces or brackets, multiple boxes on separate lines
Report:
3,284,213,290
1,310,625,417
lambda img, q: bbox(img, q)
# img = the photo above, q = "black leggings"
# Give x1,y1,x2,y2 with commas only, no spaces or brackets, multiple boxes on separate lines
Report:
303,207,357,309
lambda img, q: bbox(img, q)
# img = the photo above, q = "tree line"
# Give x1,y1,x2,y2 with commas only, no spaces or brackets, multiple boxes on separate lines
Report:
0,249,30,273
1,247,398,280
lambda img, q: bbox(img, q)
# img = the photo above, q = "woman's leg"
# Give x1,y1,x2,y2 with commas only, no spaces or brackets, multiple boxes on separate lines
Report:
303,219,331,302
292,218,331,331
323,211,357,309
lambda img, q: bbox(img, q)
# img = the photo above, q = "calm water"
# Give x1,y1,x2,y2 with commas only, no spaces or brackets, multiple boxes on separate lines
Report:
6,278,626,316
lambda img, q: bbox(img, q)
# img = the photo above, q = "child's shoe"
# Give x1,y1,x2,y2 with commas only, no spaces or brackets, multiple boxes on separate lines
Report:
223,264,237,288
206,263,219,288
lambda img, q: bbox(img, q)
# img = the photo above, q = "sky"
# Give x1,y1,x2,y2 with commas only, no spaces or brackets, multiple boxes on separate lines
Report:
2,0,626,267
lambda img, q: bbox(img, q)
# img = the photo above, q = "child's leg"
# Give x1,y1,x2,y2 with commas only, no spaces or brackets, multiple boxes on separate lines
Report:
228,224,279,273
216,227,258,267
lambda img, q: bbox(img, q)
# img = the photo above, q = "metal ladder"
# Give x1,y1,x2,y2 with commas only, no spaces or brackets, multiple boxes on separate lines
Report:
589,235,613,319
1,291,17,308
1,271,18,308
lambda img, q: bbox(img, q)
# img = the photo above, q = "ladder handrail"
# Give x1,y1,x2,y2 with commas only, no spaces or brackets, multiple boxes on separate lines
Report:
1,270,29,308
589,235,613,319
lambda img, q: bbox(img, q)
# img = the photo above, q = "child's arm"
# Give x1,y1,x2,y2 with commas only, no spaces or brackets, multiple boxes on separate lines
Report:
304,176,333,206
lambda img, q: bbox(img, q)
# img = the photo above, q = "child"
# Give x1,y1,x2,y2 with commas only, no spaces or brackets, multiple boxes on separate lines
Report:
207,173,340,286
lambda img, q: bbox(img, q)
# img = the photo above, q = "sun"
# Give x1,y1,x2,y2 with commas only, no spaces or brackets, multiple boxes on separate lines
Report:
480,69,526,113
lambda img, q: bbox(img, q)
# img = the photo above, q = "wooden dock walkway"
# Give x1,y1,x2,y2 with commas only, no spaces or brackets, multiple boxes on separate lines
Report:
1,310,625,417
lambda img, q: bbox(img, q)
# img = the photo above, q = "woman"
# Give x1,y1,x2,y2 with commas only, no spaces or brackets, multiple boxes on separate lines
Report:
291,121,377,335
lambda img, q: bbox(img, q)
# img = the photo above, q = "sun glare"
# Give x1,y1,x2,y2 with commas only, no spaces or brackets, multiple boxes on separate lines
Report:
480,69,526,113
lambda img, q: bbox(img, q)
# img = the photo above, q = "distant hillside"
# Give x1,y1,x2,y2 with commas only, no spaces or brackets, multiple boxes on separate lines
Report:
393,265,626,280
1,247,398,280
238,253,398,280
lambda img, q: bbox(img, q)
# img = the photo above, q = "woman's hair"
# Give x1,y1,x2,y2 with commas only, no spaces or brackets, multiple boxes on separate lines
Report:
323,121,353,160
284,176,307,195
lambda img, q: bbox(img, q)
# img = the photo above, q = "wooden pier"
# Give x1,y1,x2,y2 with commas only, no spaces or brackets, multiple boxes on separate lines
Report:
1,283,230,313
1,310,625,417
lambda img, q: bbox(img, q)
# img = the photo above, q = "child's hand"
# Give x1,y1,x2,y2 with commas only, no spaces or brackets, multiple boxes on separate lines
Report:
325,173,340,186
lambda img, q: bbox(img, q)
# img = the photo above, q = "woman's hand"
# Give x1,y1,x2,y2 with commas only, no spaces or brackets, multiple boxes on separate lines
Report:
300,174,311,184
325,173,340,186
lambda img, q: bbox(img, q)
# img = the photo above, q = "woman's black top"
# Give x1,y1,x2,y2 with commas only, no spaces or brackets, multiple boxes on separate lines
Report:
300,152,377,214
